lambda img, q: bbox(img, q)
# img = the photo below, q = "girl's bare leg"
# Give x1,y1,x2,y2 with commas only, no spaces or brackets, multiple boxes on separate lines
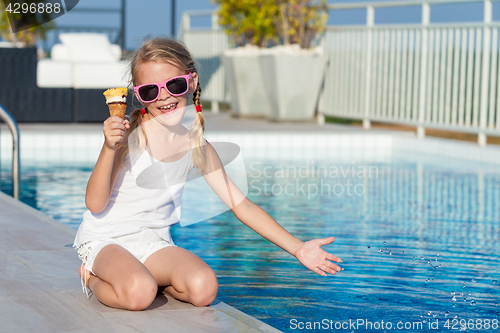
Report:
144,246,218,307
79,244,158,311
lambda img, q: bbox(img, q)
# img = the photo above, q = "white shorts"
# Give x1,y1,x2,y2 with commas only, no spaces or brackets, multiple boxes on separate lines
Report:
77,228,176,275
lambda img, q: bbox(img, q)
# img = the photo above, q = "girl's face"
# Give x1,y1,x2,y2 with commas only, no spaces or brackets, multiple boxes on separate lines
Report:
135,60,198,127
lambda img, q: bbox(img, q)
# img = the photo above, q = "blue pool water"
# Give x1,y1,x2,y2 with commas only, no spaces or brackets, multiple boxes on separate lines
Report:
2,150,500,332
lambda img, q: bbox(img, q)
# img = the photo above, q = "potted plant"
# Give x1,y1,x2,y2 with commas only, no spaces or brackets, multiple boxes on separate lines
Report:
215,0,278,118
214,0,328,121
0,1,55,47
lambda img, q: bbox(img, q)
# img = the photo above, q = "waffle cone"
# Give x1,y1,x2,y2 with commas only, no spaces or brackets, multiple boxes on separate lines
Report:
108,103,127,119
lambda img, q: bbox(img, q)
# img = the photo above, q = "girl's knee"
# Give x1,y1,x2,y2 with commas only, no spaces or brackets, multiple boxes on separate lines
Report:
188,268,219,307
121,276,158,311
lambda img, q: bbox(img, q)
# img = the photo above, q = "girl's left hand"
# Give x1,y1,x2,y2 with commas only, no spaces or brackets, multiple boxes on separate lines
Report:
294,237,342,276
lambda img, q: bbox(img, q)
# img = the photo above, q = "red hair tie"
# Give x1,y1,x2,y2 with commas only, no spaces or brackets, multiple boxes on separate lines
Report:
195,105,202,113
141,108,146,115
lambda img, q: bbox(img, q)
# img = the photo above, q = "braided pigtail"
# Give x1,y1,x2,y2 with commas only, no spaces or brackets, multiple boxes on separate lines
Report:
189,83,208,172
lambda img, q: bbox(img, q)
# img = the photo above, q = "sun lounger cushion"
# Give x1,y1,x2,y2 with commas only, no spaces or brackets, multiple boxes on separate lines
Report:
72,61,130,89
59,33,119,62
36,33,128,88
37,59,72,88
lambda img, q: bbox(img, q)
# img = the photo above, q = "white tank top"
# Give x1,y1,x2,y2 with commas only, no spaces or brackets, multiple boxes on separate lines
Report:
73,147,194,248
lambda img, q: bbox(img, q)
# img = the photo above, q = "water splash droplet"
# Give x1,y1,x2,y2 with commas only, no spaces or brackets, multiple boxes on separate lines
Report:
436,253,440,256
471,279,477,284
451,292,455,296
492,280,497,285
428,311,432,315
452,296,457,301
428,261,440,269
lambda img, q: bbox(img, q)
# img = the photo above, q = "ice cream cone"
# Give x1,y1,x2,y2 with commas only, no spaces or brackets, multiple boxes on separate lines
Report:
103,87,128,148
108,102,127,119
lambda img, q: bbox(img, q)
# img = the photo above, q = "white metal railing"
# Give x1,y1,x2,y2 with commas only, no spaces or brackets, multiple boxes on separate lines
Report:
179,1,500,145
178,10,229,113
323,0,500,146
0,102,20,199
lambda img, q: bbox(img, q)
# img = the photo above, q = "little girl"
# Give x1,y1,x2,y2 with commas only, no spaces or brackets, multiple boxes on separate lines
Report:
74,37,342,311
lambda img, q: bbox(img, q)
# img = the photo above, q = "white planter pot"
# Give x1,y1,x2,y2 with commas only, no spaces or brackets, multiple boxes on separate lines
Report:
259,54,327,121
222,54,270,117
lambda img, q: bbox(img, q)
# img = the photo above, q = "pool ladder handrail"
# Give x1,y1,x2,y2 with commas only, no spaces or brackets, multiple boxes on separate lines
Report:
0,102,20,199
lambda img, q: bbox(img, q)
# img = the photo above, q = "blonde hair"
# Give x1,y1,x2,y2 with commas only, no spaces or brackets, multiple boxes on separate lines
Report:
123,37,206,171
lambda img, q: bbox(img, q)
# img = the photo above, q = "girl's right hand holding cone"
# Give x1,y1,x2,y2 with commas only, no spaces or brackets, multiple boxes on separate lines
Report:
103,116,130,150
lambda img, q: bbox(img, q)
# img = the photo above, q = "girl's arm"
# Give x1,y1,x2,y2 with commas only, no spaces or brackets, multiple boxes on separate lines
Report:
231,198,303,255
201,143,342,276
232,199,342,276
85,116,129,213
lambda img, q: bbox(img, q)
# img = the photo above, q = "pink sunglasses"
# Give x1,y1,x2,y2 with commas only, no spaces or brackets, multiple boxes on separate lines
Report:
134,73,192,103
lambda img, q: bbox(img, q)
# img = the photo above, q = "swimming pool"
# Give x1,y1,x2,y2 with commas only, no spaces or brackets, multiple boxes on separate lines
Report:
2,138,500,333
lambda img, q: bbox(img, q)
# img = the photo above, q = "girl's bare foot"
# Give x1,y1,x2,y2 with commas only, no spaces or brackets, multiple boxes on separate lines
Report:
78,264,95,289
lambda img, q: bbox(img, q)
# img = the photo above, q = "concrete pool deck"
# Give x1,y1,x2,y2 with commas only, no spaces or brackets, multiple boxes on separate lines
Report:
2,111,500,332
